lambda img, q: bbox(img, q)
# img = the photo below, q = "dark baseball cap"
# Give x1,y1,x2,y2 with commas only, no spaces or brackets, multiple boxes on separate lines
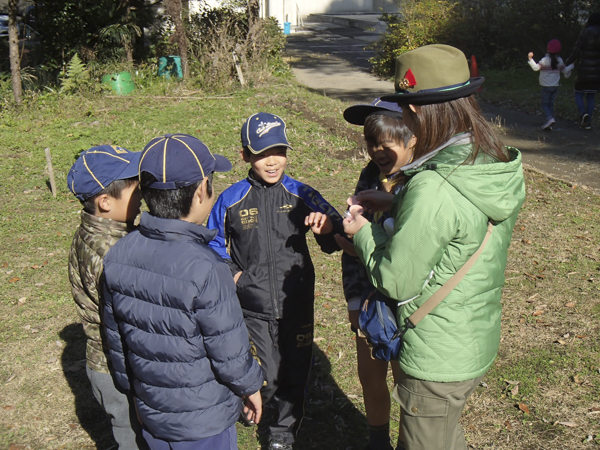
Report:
343,98,403,126
67,145,142,201
241,112,293,154
139,133,232,189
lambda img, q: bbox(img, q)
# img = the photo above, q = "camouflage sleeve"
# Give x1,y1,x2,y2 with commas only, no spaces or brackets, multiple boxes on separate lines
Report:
341,162,379,302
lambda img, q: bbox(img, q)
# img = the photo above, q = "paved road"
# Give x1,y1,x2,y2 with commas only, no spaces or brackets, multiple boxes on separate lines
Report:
285,18,600,193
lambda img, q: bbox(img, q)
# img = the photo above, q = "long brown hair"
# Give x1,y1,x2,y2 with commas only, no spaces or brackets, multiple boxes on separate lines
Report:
405,96,509,164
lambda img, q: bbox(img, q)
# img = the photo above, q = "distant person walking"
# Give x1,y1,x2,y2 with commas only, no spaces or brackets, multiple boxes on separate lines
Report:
527,39,573,130
565,12,600,130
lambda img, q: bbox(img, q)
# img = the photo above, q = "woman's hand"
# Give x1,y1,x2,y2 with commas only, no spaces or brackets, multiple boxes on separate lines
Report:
351,190,395,214
343,204,368,237
528,52,534,61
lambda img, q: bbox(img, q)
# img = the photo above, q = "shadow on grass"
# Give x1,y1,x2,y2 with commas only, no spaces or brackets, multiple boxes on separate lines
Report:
59,323,117,450
295,344,367,450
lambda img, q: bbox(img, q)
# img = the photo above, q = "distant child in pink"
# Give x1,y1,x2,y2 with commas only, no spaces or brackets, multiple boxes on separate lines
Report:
528,39,574,130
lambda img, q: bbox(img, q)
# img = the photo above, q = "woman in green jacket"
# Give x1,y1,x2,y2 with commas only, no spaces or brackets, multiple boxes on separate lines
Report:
343,45,526,450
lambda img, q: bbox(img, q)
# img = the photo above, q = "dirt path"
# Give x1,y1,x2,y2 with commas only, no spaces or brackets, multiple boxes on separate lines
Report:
285,20,600,193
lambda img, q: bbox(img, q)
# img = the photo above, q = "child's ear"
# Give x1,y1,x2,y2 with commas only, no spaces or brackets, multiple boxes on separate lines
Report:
240,149,251,163
196,178,209,203
95,194,111,213
408,135,417,149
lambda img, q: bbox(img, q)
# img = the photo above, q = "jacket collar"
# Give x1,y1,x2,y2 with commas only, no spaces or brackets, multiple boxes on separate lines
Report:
80,210,132,237
138,212,217,244
246,169,286,188
401,133,472,172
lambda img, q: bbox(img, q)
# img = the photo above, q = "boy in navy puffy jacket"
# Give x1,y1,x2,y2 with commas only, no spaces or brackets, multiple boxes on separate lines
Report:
103,134,263,450
207,113,343,449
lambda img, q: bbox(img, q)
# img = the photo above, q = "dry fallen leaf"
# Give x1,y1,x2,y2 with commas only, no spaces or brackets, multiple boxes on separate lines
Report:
556,339,566,345
8,444,26,450
533,310,544,316
573,375,582,384
519,403,530,414
3,405,14,410
565,302,576,307
8,277,20,283
323,303,331,310
17,297,26,305
313,337,325,342
555,421,578,428
511,385,519,396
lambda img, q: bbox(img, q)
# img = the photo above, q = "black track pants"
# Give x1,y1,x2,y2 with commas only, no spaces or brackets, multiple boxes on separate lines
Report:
244,312,314,444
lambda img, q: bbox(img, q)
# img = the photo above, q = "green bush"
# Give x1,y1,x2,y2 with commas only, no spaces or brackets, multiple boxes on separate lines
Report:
371,0,600,73
370,0,457,78
181,4,288,91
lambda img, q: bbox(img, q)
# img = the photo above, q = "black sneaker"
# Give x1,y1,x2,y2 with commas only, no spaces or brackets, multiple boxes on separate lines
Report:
581,113,591,129
268,436,293,450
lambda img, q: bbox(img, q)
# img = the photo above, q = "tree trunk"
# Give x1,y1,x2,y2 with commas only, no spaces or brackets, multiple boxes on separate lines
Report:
247,0,260,33
8,0,22,104
165,0,189,78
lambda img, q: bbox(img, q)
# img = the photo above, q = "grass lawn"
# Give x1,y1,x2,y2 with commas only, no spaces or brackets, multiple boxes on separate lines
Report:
0,76,599,450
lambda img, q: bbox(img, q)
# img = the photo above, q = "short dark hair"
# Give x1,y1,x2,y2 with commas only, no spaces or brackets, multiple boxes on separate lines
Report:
81,177,139,214
587,12,600,27
363,114,413,148
242,146,253,159
140,172,213,219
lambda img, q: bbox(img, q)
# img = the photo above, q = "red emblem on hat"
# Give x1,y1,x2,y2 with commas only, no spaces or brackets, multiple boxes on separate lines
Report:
398,69,417,90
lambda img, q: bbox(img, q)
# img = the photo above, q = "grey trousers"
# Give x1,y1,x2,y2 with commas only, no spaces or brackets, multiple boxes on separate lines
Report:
393,371,484,450
86,366,147,450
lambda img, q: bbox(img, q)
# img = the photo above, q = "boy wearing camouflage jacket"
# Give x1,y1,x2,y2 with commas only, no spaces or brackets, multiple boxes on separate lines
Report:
67,145,145,450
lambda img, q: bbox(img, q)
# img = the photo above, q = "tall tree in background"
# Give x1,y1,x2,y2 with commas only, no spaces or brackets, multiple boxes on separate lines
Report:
8,0,23,104
165,0,189,78
247,0,259,32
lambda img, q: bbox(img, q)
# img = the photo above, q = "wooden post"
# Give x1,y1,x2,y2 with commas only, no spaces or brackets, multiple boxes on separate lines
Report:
232,51,246,87
44,148,57,198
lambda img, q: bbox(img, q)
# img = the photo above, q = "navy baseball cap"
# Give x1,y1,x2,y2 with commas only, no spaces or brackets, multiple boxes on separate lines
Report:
343,98,403,126
67,145,142,201
241,112,293,154
139,133,232,190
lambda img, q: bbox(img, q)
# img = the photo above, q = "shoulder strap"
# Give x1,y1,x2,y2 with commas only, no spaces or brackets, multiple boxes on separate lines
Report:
401,222,494,332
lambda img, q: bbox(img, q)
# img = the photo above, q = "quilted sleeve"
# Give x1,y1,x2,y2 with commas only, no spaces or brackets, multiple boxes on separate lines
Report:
102,276,130,392
195,264,263,397
353,174,458,301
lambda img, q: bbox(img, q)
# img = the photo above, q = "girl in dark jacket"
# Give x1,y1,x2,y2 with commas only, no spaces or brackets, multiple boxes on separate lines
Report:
566,12,600,129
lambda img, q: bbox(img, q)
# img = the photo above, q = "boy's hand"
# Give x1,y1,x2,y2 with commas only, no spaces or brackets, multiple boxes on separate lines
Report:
234,271,242,284
334,234,358,257
528,52,534,60
305,212,333,235
351,190,394,214
243,391,263,424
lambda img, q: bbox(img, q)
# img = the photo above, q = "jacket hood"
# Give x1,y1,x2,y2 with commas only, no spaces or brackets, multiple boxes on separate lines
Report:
405,144,525,223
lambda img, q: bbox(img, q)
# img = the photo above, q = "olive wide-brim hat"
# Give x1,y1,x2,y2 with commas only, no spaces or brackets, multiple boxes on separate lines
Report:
380,44,484,105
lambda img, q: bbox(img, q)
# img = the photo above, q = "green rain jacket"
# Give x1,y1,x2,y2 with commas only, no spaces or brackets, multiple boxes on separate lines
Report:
353,139,525,382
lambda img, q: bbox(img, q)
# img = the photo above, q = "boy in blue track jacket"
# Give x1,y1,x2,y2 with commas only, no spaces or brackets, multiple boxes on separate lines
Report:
207,113,343,449
103,134,263,450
